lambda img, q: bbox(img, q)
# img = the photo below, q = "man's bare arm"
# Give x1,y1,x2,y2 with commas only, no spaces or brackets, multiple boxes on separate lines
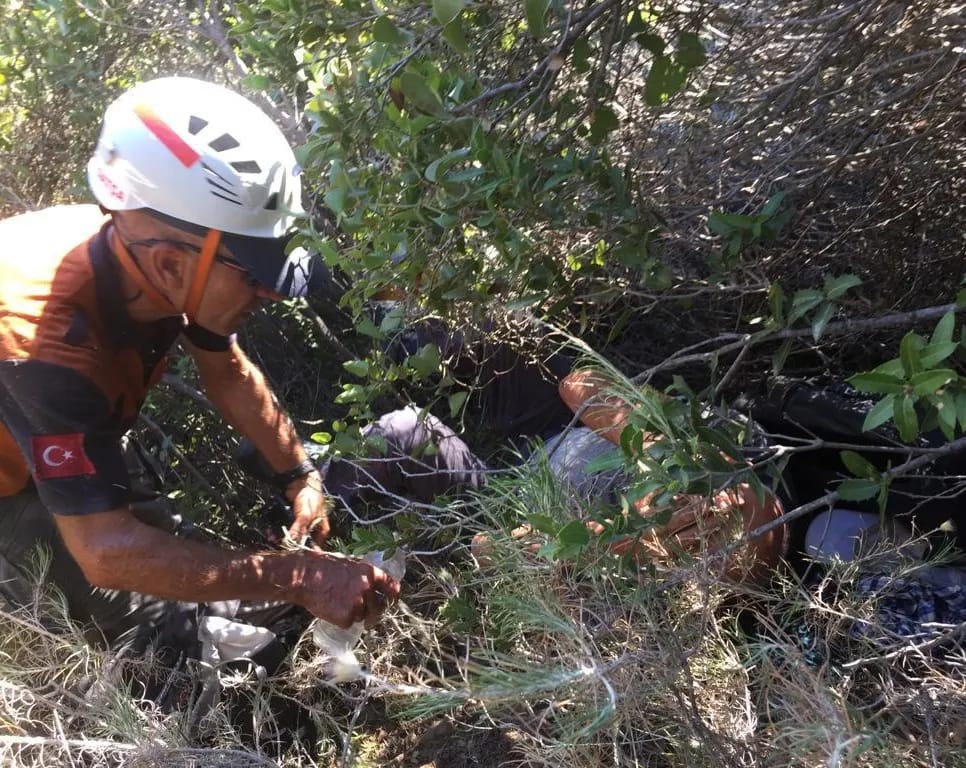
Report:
185,339,308,475
55,510,396,628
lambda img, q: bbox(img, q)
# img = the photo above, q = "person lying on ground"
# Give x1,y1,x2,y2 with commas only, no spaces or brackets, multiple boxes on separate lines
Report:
0,77,398,651
469,368,789,581
307,367,786,581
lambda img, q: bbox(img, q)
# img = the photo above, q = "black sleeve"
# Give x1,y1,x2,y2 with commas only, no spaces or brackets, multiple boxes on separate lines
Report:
0,360,130,515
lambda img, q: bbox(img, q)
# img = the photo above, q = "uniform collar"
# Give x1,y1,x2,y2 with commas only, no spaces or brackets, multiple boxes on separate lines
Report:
88,222,177,347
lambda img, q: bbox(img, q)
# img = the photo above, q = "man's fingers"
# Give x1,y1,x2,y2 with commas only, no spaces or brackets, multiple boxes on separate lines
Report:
361,590,383,628
361,566,401,627
282,523,322,551
371,565,401,601
309,515,331,546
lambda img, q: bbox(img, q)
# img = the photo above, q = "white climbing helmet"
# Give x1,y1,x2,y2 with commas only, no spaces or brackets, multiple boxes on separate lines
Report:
88,77,322,298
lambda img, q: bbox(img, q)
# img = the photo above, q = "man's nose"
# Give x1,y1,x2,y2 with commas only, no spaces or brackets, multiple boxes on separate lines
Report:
255,285,285,301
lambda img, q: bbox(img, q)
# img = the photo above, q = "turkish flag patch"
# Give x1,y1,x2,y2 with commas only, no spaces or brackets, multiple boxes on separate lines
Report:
30,434,96,480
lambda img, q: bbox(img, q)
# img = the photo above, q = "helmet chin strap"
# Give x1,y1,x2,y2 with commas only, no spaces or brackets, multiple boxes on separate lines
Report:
183,229,222,320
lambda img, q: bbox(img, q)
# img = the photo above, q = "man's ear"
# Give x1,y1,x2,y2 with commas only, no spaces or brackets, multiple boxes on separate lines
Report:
150,246,193,293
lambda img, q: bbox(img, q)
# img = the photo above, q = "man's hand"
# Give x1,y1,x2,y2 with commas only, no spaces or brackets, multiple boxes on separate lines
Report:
285,471,332,548
297,551,401,629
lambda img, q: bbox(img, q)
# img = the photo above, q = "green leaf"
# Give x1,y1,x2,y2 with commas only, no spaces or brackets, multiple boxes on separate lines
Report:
334,383,368,404
407,343,442,378
840,450,876,479
379,307,405,333
439,595,478,631
899,332,923,377
772,338,793,375
571,38,593,72
524,0,549,39
872,358,905,378
707,211,731,236
356,317,385,340
956,390,966,431
589,106,619,143
583,451,625,474
645,55,686,106
636,32,665,57
343,359,370,378
824,274,862,300
505,292,547,311
760,192,786,218
448,390,468,418
811,301,835,341
399,71,446,116
675,32,706,69
848,371,904,395
930,311,956,346
862,395,895,432
788,289,824,324
769,282,786,326
894,394,919,442
715,212,756,230
919,341,959,368
324,186,347,215
309,431,332,445
432,0,466,25
910,368,957,396
837,478,879,502
937,391,957,440
541,172,571,191
528,514,558,534
372,16,404,45
442,18,468,52
557,519,590,547
244,73,271,90
425,147,471,182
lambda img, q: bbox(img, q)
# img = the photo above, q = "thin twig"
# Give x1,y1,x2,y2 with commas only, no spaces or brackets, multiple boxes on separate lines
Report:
160,373,215,413
138,413,227,508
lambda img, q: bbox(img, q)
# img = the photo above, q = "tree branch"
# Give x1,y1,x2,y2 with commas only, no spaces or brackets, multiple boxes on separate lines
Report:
634,303,962,385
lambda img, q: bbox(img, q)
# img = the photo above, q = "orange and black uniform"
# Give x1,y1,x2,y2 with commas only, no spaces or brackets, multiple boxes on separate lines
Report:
0,205,184,515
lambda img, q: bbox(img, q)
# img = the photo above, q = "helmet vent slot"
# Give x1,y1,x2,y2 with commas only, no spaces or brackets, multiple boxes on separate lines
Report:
263,192,279,210
231,160,262,174
188,115,208,135
209,191,243,206
209,133,240,152
206,178,239,198
202,161,231,184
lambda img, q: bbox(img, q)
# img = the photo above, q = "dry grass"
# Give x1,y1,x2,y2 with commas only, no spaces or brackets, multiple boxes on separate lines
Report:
0,0,963,766
2,460,966,767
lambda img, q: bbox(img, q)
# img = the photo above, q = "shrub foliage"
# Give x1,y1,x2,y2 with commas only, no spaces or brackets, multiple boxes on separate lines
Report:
1,0,964,766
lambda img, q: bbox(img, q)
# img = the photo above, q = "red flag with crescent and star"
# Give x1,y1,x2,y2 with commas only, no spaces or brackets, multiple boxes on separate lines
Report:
30,434,96,480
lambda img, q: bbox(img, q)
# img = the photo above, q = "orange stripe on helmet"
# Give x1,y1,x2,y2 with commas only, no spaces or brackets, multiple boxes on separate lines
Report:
134,104,200,168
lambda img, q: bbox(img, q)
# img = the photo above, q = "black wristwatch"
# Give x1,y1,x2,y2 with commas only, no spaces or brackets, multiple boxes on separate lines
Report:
272,459,318,489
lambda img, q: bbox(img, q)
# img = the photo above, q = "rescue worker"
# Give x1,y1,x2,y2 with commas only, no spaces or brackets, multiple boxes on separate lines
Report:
0,77,398,648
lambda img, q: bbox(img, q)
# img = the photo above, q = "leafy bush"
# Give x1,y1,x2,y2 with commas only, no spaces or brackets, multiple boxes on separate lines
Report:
1,0,964,766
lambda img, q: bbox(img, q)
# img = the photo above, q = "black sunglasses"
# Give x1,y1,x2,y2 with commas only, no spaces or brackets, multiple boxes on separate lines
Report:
124,237,260,288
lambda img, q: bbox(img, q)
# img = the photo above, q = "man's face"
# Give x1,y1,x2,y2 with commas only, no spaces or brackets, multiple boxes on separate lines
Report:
113,210,289,333
192,253,284,335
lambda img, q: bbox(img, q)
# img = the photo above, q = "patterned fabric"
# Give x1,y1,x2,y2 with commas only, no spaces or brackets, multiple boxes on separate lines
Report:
855,567,966,639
